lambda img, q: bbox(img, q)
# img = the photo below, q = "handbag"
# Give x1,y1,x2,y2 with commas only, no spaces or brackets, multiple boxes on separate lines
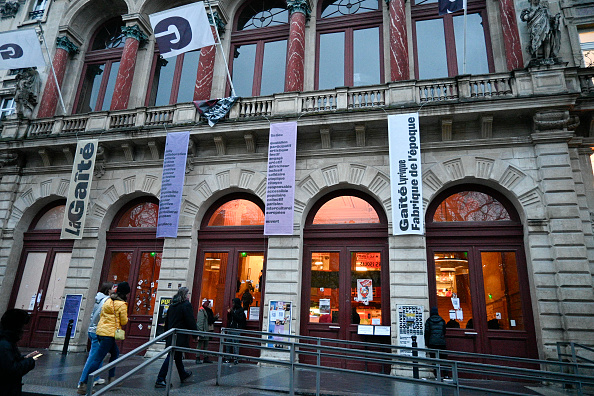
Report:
112,300,125,340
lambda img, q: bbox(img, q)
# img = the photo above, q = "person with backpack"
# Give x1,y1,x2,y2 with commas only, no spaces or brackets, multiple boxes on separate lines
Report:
424,306,448,378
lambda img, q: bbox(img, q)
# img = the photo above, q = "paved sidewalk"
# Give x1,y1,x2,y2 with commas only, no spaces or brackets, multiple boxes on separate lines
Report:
21,349,575,396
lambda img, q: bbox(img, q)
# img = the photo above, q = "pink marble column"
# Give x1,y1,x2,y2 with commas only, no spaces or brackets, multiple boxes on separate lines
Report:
498,0,523,70
37,37,78,117
110,25,146,111
194,25,217,101
389,0,409,81
285,0,309,92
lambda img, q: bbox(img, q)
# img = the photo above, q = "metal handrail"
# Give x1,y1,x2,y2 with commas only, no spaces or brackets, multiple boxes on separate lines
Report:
87,328,594,396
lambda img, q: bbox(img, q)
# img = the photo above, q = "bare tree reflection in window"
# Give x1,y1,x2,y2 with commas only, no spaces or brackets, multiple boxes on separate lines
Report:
117,202,159,228
433,191,511,222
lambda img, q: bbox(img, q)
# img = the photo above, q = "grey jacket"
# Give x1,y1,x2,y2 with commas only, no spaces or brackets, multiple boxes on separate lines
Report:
88,292,110,334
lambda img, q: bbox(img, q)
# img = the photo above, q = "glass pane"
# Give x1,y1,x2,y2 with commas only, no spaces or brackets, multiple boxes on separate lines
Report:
107,252,132,283
261,40,287,96
14,252,46,310
351,252,381,324
208,199,264,226
153,56,177,107
353,28,380,86
91,18,126,50
237,0,288,30
321,0,379,18
134,252,162,315
116,202,159,228
481,252,524,330
313,196,379,224
101,61,120,111
434,251,473,329
433,191,511,222
200,252,229,319
34,205,65,230
78,64,105,113
310,252,340,323
454,14,489,75
416,19,448,79
319,32,345,90
236,252,264,320
177,51,201,103
43,252,71,311
233,44,257,97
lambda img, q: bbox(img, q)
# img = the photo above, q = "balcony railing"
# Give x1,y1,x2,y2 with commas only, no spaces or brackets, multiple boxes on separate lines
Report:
6,67,588,139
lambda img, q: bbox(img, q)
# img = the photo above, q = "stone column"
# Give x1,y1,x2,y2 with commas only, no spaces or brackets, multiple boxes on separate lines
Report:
37,37,78,118
194,13,225,101
498,0,523,70
285,0,310,92
387,0,409,81
530,110,594,355
110,25,147,111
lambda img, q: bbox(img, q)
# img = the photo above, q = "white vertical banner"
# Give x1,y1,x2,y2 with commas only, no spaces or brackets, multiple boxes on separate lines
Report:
388,113,424,235
61,140,98,239
264,122,297,235
157,131,190,238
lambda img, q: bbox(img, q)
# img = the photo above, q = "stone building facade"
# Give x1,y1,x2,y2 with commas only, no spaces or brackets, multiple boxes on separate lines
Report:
0,0,592,363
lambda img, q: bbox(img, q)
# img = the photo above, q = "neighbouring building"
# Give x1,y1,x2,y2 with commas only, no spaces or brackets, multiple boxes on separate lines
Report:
0,0,593,365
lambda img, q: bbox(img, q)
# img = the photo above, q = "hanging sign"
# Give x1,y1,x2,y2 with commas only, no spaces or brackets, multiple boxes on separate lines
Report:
157,131,189,238
264,122,297,235
0,29,46,70
61,139,98,239
388,113,423,235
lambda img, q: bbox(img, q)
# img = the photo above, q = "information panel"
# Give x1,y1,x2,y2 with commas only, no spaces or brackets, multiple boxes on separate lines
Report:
57,294,83,337
267,300,292,348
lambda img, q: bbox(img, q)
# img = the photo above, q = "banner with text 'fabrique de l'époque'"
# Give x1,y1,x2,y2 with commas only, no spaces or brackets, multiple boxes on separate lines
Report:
264,122,297,235
388,113,424,235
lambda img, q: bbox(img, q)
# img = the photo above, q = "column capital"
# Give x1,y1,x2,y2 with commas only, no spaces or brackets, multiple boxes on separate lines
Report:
207,11,227,35
121,24,148,44
287,0,311,17
533,110,580,133
56,36,79,55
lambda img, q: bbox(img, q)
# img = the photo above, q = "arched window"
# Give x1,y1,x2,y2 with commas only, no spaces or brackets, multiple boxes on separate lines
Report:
316,0,383,89
103,198,162,353
426,185,537,359
9,201,73,348
74,17,126,113
230,0,289,97
313,195,380,224
207,199,265,226
412,0,493,79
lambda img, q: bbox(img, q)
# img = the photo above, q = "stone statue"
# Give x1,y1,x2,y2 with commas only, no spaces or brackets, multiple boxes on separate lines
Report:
520,0,561,66
14,68,40,119
0,0,20,18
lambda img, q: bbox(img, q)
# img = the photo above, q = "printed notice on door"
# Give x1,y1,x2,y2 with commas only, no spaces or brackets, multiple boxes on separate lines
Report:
264,122,297,235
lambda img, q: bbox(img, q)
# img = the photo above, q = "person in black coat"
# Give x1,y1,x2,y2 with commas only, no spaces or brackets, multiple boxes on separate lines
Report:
155,287,198,388
424,306,448,377
0,309,40,396
225,297,246,364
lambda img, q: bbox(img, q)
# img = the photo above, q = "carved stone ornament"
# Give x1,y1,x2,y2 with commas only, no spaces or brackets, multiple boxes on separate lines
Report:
287,0,311,17
14,68,40,120
533,110,580,132
520,0,562,66
0,1,20,18
56,36,79,55
121,25,148,45
207,11,226,35
0,152,18,168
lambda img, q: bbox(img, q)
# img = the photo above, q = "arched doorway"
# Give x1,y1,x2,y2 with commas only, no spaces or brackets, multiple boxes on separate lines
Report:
193,193,267,338
425,185,538,359
102,197,163,353
301,190,389,368
9,201,73,348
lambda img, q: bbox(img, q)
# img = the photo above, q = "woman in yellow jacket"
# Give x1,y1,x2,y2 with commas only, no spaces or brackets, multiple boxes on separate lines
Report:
77,281,130,394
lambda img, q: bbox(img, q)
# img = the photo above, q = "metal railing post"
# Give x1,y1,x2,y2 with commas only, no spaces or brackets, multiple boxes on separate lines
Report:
216,328,225,386
166,331,177,396
411,335,419,379
316,338,321,396
289,342,296,396
453,361,460,396
436,349,442,381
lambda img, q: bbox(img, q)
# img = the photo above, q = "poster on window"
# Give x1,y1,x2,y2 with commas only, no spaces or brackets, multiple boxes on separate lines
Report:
267,300,292,348
357,279,373,305
388,113,424,235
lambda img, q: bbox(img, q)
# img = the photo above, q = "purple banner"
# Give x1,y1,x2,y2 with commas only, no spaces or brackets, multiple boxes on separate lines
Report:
264,122,297,235
157,131,190,238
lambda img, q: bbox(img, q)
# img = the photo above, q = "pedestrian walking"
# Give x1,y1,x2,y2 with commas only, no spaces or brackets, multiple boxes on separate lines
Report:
424,306,448,378
0,308,41,396
155,287,198,388
77,281,130,395
225,297,246,364
196,298,218,364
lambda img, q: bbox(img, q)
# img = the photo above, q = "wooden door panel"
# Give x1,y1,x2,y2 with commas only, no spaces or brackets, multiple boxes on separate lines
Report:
30,311,58,348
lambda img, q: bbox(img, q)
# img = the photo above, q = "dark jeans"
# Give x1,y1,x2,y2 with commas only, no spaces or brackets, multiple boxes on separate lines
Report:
157,351,186,381
83,335,119,383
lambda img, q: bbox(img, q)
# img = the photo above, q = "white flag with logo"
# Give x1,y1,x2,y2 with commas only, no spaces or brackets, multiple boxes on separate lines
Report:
0,29,45,70
149,2,215,59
